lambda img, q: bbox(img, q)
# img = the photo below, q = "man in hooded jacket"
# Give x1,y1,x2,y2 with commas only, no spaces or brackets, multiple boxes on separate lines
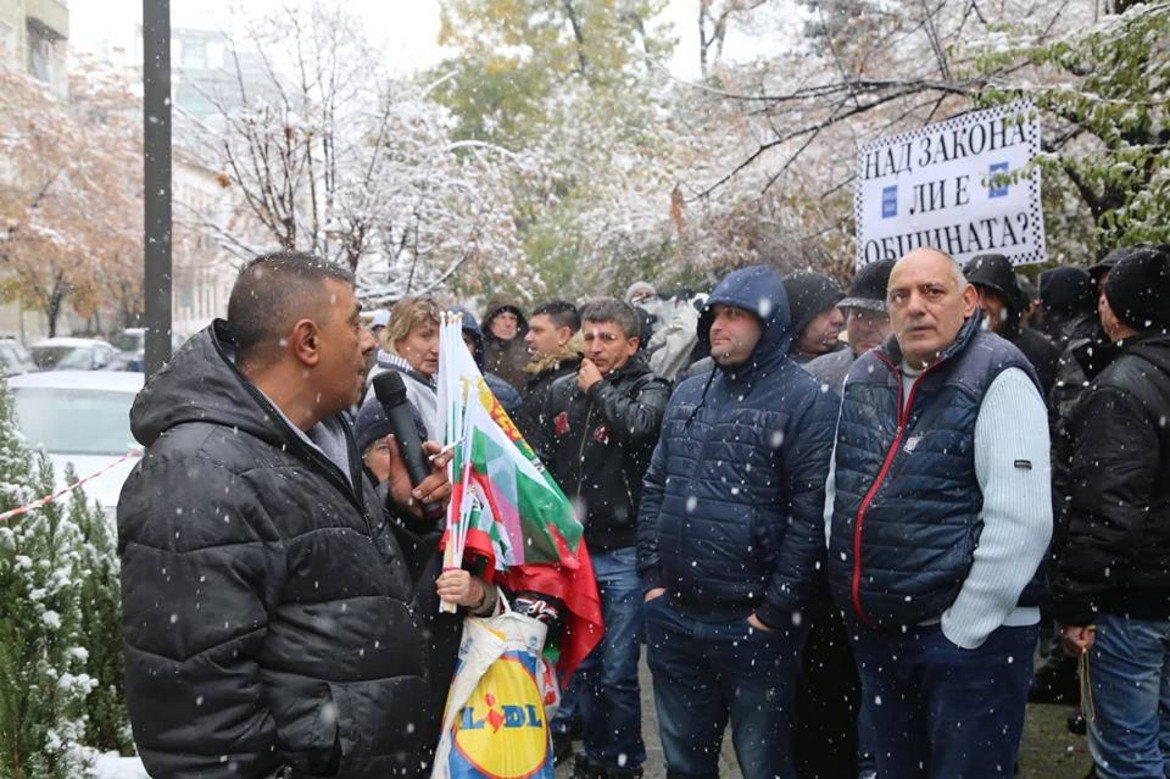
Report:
454,306,522,417
637,265,836,779
481,295,529,391
117,251,451,778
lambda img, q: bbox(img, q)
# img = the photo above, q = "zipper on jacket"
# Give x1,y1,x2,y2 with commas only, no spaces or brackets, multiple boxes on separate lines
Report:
576,402,595,500
850,355,933,627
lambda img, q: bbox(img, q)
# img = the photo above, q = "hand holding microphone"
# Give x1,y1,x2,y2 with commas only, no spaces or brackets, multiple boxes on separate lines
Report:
372,372,449,522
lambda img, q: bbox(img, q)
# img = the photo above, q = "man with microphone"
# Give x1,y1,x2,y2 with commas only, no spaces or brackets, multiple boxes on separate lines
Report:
118,251,452,778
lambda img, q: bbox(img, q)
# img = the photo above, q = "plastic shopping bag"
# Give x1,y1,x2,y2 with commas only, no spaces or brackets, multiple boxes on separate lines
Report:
432,601,560,779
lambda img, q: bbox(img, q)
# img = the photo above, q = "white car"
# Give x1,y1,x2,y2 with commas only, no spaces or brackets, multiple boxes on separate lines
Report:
30,337,118,371
7,370,144,515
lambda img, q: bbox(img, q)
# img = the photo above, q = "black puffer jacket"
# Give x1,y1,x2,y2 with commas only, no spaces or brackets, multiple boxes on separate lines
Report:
118,322,431,778
539,355,670,553
1053,332,1170,625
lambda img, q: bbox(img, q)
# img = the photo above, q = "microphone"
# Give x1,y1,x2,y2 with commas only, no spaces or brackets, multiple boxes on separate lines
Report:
372,371,445,522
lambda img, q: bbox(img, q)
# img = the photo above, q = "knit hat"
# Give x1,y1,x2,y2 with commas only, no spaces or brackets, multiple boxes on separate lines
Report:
1103,245,1170,333
839,260,895,312
1039,267,1095,319
1087,246,1155,282
353,396,392,454
782,271,844,337
964,254,1027,313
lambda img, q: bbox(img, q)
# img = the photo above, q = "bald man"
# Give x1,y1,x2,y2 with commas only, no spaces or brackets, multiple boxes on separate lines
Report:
824,248,1052,778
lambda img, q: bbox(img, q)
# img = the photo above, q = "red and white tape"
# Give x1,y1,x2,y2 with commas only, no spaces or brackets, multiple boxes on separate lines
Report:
0,452,137,522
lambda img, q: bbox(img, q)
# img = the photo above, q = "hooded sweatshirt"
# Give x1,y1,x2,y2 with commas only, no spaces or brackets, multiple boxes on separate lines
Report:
637,266,837,627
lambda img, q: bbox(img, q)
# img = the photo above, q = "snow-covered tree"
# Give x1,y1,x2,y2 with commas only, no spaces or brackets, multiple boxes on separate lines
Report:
0,411,90,776
0,63,143,335
0,380,129,775
691,0,1166,264
186,2,526,304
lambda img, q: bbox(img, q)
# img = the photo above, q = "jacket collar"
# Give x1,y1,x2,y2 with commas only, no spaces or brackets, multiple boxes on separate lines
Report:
879,307,984,374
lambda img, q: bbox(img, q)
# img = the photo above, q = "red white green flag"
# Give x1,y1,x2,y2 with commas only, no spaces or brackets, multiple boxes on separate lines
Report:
437,313,602,680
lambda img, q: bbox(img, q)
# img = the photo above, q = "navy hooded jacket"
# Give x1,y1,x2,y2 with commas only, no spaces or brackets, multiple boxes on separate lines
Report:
636,266,837,627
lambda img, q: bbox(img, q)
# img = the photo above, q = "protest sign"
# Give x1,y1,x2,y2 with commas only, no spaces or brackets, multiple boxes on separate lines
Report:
854,101,1046,268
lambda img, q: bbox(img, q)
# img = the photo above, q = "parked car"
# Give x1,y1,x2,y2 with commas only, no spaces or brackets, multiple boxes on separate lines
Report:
0,338,38,377
7,370,144,516
108,328,187,371
30,337,117,371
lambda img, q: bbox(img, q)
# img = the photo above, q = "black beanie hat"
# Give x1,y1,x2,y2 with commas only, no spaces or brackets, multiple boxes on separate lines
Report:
782,271,844,336
1087,246,1144,282
964,254,1026,313
839,260,895,312
1103,245,1170,333
1039,267,1095,318
353,395,393,454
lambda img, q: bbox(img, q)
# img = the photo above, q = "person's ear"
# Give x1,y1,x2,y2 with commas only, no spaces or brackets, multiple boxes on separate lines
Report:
961,284,979,317
290,319,322,366
626,336,640,357
556,326,572,347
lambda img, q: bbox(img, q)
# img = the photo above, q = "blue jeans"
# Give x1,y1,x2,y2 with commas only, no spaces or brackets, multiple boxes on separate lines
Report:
1087,613,1170,778
576,547,645,770
645,597,806,779
550,675,580,736
848,619,1037,779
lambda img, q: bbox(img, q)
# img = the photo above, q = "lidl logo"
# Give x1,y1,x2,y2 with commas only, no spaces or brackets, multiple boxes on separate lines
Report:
450,651,553,778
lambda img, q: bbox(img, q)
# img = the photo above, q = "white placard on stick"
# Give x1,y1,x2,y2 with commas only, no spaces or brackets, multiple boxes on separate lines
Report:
854,101,1046,269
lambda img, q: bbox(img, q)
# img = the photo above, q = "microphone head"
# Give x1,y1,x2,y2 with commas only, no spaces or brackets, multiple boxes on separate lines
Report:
372,370,408,407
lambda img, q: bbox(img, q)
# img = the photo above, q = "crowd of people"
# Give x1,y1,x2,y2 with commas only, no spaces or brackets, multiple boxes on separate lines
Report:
116,242,1170,779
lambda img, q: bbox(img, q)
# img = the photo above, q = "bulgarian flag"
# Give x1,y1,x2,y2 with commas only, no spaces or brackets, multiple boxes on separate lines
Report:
437,313,602,681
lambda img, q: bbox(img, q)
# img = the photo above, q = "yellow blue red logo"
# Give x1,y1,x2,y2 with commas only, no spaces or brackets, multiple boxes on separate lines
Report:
449,650,553,778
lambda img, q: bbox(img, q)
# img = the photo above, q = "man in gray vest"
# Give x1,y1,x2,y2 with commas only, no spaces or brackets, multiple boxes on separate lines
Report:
825,247,1052,778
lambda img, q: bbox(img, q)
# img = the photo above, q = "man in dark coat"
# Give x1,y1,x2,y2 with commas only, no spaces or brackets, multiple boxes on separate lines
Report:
539,298,670,779
453,306,522,417
1030,264,1107,706
797,258,895,779
1054,246,1170,778
805,259,895,393
964,253,1062,396
638,265,836,779
1038,266,1099,352
117,251,451,778
827,248,1051,778
517,299,582,446
481,294,529,391
783,270,846,363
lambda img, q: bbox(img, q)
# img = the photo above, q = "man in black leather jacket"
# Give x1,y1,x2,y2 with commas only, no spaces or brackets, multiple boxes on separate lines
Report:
538,297,670,779
1054,245,1170,778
